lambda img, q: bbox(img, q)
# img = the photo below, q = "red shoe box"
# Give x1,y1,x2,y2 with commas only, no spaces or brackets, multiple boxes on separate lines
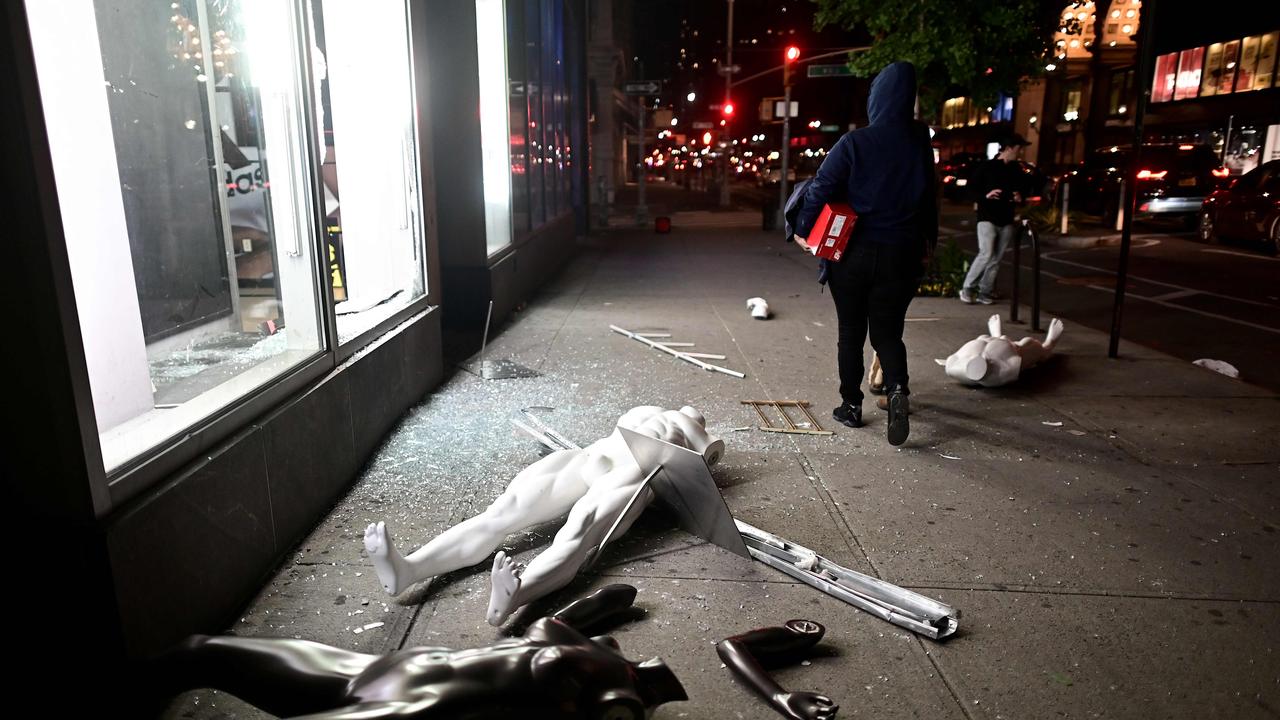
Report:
798,203,856,261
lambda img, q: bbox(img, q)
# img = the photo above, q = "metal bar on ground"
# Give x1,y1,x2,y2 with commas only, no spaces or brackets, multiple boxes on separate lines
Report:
611,324,745,378
735,519,960,640
586,465,662,569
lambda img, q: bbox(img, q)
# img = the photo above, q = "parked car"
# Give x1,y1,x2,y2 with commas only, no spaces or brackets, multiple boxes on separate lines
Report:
1198,160,1280,253
939,152,984,201
1065,144,1227,223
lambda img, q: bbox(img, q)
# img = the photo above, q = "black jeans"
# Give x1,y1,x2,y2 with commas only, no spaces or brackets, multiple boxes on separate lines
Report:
826,240,921,404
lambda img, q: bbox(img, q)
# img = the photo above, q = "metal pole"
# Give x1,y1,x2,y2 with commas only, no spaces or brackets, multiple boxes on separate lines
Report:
1030,221,1041,332
1059,181,1070,235
1010,222,1021,324
1109,0,1158,358
1221,114,1234,165
719,0,734,208
1114,178,1126,231
777,84,792,228
636,93,648,226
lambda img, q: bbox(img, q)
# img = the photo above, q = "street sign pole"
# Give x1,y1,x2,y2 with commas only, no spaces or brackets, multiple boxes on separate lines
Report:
720,0,734,208
777,83,792,229
637,94,648,227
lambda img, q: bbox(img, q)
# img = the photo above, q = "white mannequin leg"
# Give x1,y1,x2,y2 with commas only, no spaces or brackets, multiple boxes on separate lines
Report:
365,449,594,595
1013,318,1064,371
486,469,652,626
987,313,1003,338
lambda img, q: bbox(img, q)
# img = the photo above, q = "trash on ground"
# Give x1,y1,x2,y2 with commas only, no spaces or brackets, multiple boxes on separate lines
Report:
1192,358,1240,378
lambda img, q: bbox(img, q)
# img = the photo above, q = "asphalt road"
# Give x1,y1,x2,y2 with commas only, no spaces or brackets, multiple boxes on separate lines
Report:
942,202,1280,393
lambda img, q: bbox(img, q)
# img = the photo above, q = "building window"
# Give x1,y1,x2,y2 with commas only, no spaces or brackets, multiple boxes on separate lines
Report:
1201,42,1226,96
1257,32,1280,89
1152,52,1177,102
477,0,515,256
504,0,577,238
25,0,427,473
1062,82,1083,122
1108,69,1134,115
312,0,427,344
1173,46,1205,100
1236,32,1280,91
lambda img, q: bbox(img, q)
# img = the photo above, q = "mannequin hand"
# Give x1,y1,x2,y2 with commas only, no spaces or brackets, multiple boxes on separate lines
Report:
985,188,1002,199
778,691,839,720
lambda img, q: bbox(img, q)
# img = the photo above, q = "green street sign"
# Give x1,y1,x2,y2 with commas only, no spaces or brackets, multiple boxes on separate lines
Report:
807,63,854,78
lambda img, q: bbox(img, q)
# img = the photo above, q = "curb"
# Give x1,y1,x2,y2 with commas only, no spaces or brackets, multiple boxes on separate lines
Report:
1039,233,1123,249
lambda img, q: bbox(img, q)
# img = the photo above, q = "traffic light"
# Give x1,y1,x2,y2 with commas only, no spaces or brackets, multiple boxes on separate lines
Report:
722,101,735,118
783,45,800,86
702,131,712,145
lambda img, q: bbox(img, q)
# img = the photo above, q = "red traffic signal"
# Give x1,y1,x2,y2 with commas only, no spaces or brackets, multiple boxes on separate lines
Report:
702,131,712,144
722,102,735,117
783,46,800,87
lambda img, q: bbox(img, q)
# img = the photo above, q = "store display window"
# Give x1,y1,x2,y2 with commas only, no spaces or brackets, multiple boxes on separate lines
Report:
25,0,427,473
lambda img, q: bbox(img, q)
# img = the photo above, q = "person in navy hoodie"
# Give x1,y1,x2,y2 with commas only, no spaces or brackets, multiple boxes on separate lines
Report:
793,61,937,446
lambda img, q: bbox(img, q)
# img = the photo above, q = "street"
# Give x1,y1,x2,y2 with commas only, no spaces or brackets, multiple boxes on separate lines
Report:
941,202,1280,393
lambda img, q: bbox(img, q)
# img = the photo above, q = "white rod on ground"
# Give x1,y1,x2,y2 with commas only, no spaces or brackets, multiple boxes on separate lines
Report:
480,300,494,359
610,324,745,378
681,352,727,360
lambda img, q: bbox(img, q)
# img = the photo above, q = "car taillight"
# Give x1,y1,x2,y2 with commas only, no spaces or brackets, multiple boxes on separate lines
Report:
1136,169,1167,180
1211,167,1229,178
943,175,956,184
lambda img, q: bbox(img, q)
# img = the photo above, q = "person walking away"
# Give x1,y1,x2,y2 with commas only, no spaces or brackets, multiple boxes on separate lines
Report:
793,61,937,447
959,134,1031,305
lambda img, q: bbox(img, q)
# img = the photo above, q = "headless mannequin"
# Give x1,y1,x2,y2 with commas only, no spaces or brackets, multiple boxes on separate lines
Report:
366,406,725,626
937,315,1064,387
157,584,686,719
716,619,838,720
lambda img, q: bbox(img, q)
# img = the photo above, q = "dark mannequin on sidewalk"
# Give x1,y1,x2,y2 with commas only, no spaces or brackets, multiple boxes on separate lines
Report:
716,619,839,720
157,584,686,719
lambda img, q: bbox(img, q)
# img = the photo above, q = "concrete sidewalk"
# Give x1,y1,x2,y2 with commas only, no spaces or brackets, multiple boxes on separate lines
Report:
165,210,1280,720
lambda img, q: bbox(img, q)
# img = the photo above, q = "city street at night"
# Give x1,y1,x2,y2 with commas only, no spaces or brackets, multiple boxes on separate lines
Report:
4,1,1279,718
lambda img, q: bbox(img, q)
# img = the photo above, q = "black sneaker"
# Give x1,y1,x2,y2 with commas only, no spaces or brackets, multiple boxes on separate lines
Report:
832,402,863,428
886,388,910,446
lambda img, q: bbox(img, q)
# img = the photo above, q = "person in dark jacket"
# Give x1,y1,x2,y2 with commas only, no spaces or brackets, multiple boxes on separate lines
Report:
959,134,1031,304
793,61,937,447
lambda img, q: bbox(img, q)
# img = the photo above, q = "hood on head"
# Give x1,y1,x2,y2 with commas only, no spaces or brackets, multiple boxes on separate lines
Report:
867,61,917,125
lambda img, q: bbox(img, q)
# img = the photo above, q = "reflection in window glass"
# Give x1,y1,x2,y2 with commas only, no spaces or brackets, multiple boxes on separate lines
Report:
312,0,425,343
477,0,514,256
506,1,531,240
28,0,326,472
525,0,545,227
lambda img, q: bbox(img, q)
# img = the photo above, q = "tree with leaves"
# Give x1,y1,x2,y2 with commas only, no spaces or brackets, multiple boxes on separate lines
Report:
812,0,1060,118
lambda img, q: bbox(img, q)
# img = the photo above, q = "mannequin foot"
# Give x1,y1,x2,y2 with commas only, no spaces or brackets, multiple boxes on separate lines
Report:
487,551,523,626
364,522,415,596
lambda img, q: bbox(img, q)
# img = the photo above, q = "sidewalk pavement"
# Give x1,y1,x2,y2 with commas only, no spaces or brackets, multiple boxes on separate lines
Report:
165,210,1280,720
